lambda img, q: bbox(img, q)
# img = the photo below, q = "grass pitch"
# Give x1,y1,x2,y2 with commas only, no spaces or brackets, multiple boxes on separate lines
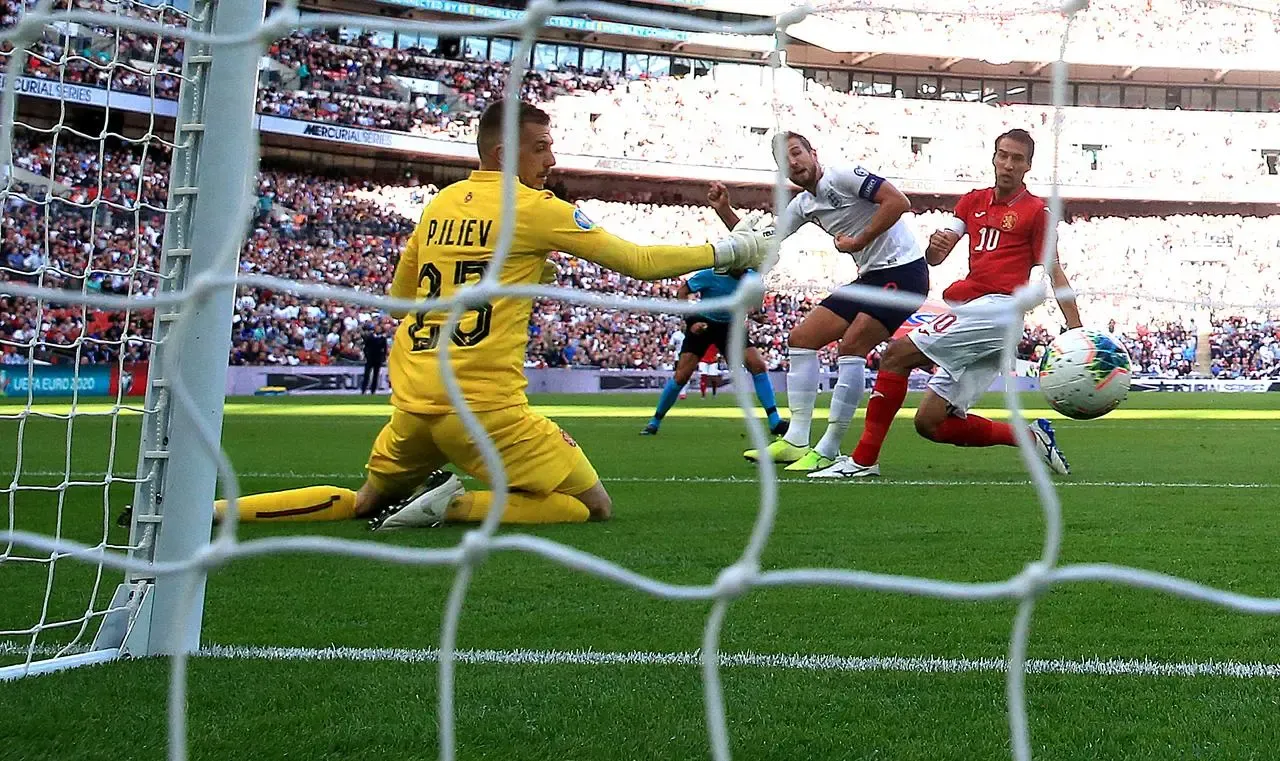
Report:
3,392,1280,761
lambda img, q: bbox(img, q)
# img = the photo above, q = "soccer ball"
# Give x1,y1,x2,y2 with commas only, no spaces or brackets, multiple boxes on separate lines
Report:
1038,328,1132,420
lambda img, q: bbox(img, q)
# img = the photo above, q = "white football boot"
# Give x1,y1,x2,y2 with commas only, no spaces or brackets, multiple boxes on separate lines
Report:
1029,418,1071,475
368,470,464,530
807,456,881,479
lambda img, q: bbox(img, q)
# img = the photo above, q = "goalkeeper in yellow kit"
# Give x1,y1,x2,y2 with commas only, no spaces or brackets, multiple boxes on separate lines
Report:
216,101,772,528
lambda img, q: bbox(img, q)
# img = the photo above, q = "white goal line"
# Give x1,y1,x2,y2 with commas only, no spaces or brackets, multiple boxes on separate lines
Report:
5,640,1278,679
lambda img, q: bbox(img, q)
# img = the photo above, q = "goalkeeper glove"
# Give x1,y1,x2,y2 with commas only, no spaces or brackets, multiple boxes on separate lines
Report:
711,226,775,273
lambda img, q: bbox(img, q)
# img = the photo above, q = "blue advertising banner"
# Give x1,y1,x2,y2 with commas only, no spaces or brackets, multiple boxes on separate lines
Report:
0,365,112,397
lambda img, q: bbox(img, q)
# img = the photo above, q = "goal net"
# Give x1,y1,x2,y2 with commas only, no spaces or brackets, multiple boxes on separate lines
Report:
0,0,201,675
2,0,1276,760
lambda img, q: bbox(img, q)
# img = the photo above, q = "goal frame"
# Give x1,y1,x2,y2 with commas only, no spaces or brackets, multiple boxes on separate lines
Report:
0,0,266,679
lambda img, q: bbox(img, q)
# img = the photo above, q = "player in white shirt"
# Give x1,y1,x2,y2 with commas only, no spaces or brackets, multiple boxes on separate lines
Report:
709,132,929,472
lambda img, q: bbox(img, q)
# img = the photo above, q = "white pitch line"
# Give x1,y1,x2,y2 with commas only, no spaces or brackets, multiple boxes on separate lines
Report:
7,641,1280,679
5,471,1278,489
8,641,1280,680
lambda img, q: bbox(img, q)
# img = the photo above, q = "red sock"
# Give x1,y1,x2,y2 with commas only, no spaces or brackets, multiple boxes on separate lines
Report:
852,370,909,466
932,415,1016,447
700,376,707,397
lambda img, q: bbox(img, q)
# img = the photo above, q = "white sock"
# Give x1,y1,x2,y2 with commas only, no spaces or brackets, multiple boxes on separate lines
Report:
782,347,819,447
815,355,866,459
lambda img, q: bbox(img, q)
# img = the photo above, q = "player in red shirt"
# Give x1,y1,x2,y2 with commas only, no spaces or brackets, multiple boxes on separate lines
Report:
698,345,721,397
811,129,1082,479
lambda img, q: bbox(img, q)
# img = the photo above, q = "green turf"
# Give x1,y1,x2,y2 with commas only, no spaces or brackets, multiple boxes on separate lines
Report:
3,392,1280,760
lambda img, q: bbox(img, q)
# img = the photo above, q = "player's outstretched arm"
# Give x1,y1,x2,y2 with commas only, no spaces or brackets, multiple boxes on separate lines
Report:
707,181,741,231
541,197,770,279
833,180,912,254
1049,260,1083,329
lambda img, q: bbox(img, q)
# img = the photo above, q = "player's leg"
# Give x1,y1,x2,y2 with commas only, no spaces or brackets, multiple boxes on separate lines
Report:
215,409,449,524
744,304,848,463
214,485,360,523
643,350,700,435
790,313,888,472
913,357,1069,473
809,333,932,477
447,449,609,523
803,262,929,470
413,406,606,525
355,408,457,526
743,346,787,435
701,345,721,396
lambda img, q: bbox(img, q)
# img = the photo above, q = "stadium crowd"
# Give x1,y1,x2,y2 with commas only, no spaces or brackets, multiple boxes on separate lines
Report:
833,0,1280,64
3,134,1279,378
7,1,1280,197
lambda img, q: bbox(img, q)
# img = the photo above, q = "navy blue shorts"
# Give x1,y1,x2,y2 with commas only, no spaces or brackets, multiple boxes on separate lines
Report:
679,317,733,358
818,258,929,333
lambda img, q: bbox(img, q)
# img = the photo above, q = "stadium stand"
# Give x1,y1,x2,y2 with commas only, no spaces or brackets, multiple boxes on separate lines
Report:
3,0,1280,378
3,133,1278,378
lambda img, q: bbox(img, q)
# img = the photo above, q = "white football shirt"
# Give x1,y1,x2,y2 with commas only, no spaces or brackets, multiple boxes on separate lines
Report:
775,164,923,275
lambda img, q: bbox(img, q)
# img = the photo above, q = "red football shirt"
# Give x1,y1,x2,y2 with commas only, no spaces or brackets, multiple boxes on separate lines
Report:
943,186,1048,303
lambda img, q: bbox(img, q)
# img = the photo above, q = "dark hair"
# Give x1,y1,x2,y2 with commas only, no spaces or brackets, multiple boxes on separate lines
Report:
772,131,814,157
994,129,1035,161
477,100,551,158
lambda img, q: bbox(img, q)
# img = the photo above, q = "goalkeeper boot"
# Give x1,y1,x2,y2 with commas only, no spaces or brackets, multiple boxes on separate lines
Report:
770,418,790,437
784,449,836,473
807,455,880,479
743,438,808,464
640,422,659,436
368,470,464,530
1029,419,1071,475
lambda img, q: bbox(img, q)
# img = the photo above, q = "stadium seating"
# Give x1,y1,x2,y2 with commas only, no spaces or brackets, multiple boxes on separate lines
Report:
3,133,1277,378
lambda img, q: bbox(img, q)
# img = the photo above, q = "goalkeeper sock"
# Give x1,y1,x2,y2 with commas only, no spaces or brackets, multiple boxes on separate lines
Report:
447,491,590,524
932,415,1016,447
650,378,685,428
213,485,357,523
751,371,782,428
782,348,818,448
851,370,908,466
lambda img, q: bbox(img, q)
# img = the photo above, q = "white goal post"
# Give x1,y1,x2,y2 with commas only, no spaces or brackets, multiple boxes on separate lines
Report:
0,0,264,677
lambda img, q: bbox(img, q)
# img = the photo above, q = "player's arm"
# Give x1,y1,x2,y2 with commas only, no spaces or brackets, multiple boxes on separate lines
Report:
927,194,972,266
539,197,768,278
707,182,741,231
927,217,966,266
828,167,911,254
386,222,422,319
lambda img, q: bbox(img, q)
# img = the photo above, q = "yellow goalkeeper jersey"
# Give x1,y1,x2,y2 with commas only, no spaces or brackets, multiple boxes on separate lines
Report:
387,171,716,414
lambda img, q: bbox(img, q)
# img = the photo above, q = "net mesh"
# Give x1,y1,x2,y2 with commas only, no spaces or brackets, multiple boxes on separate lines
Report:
2,1,1280,761
0,0,191,667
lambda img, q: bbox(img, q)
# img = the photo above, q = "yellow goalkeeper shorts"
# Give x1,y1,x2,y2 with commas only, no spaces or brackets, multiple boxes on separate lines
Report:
365,404,599,498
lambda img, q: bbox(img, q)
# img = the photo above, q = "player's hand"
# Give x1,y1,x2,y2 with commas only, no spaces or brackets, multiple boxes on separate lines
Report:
711,226,775,273
539,260,558,285
689,322,708,335
834,233,867,254
927,230,961,260
707,181,731,212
